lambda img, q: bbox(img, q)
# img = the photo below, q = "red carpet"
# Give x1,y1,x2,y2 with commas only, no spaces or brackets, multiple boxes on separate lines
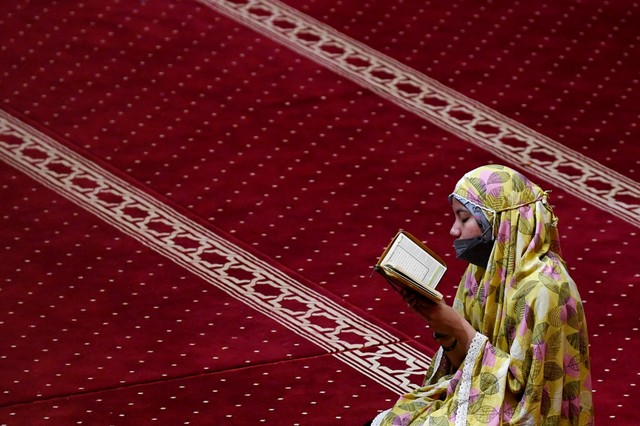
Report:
1,0,639,424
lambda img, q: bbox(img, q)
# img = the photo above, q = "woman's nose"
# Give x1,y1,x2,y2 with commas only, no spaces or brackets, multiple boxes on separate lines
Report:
450,223,460,238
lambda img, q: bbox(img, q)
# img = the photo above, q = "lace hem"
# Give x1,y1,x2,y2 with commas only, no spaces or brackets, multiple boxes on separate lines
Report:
371,409,390,426
455,332,488,426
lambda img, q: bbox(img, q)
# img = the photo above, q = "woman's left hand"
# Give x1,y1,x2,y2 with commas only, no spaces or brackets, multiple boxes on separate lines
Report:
400,289,476,356
401,289,458,333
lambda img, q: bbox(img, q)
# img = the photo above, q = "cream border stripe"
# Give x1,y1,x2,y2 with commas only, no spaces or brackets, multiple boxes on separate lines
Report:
199,0,640,228
0,110,430,395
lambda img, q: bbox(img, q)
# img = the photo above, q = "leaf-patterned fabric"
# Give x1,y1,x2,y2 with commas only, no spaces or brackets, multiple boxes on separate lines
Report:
376,165,594,425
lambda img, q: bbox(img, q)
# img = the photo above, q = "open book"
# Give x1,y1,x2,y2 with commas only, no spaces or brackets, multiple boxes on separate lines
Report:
374,230,447,302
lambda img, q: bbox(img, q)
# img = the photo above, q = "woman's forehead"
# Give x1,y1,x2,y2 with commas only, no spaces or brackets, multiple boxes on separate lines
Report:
451,198,469,213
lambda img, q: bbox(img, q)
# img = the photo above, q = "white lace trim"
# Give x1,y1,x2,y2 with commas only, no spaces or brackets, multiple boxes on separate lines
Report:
371,409,390,426
455,332,488,426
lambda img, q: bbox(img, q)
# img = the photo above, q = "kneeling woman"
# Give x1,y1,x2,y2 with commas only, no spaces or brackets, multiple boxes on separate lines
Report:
371,165,593,425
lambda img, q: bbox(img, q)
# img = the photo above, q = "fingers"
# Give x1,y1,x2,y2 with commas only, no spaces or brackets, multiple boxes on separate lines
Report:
404,291,432,307
400,289,415,305
405,296,417,309
400,290,445,326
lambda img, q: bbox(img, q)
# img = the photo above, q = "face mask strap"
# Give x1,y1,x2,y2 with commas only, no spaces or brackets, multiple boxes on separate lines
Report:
480,225,493,242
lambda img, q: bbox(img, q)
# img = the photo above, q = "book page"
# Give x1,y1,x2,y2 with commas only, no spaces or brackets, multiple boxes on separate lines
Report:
382,233,443,288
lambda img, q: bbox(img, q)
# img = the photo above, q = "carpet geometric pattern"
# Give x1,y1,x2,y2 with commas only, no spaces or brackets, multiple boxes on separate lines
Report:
1,0,639,424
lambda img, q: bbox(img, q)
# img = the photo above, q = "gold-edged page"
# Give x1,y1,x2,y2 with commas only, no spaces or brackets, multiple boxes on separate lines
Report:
382,232,444,289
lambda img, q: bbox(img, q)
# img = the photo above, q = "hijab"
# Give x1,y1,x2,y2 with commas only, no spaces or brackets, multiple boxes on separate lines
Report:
449,164,560,344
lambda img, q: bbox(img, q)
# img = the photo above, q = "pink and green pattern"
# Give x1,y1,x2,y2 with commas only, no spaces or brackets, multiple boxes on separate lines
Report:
380,165,593,425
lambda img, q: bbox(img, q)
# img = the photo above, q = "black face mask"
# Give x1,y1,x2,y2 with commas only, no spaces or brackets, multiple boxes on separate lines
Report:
453,233,495,268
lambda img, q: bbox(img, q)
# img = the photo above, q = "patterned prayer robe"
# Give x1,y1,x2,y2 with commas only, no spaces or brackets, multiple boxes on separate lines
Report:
376,165,594,425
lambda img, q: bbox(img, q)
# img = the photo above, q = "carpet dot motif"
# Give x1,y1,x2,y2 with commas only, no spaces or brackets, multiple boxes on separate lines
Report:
203,0,640,228
1,0,639,424
0,110,432,397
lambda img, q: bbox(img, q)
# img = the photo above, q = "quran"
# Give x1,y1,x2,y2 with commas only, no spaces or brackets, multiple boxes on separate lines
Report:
374,230,447,302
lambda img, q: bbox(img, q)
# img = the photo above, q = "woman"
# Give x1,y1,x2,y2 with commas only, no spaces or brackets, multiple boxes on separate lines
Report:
371,165,593,425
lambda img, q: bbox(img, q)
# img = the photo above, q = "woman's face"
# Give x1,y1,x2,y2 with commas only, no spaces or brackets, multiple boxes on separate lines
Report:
450,198,483,240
